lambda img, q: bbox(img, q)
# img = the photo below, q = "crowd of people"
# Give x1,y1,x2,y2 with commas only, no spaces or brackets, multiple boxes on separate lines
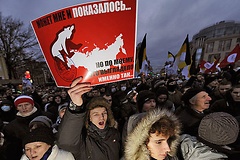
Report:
0,63,240,159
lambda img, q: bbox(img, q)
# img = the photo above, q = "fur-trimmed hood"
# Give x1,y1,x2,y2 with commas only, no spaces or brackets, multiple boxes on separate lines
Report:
85,97,115,129
124,109,181,160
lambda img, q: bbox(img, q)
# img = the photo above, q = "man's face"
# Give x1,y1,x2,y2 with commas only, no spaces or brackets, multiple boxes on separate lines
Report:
103,95,112,106
157,94,168,103
90,107,108,129
17,102,34,116
142,99,156,112
208,79,218,88
218,84,232,95
147,132,170,160
191,91,212,112
231,88,240,102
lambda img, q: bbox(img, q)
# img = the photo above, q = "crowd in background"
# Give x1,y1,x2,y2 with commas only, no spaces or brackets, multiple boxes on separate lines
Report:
0,62,240,159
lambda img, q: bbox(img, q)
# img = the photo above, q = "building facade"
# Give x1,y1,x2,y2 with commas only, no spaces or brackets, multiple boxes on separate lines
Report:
191,20,240,64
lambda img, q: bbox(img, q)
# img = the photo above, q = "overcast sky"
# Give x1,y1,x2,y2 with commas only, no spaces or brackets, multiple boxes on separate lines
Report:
1,0,240,71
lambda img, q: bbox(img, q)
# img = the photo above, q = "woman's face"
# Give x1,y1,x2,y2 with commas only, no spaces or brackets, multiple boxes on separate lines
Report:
25,142,51,160
90,107,108,129
16,102,34,116
147,132,170,160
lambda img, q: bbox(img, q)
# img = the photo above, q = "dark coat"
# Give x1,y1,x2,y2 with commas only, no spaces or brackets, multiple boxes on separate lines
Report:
57,109,120,160
175,106,206,137
3,108,43,160
209,91,240,117
2,108,54,160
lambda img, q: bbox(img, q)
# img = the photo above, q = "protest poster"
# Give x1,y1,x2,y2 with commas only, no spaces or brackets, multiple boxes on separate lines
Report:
31,0,138,87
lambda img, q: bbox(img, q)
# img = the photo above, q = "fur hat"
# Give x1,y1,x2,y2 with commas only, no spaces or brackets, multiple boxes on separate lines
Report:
136,90,156,112
85,97,115,128
23,127,55,147
181,88,205,105
198,112,239,145
29,116,53,128
14,95,34,107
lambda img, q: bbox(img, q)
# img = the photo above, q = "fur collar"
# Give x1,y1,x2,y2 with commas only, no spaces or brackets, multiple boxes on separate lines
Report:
124,109,181,160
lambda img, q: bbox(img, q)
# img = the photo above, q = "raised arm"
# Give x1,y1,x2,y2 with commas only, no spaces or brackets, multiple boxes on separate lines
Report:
57,77,92,155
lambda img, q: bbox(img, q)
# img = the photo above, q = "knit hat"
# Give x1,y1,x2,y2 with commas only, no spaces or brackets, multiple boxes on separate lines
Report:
181,88,205,105
23,127,55,147
198,112,239,145
136,90,156,112
29,116,53,128
14,95,34,107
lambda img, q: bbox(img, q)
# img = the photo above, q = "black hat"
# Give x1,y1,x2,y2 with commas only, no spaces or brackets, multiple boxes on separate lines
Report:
205,76,217,86
23,127,55,147
181,88,205,105
136,90,156,112
156,87,168,97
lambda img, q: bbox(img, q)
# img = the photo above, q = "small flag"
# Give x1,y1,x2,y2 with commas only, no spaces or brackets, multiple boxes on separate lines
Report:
172,34,191,74
135,33,147,74
219,44,240,68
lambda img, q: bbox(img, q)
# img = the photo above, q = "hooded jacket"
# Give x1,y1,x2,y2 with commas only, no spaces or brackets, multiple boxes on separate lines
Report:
57,97,120,160
124,109,181,160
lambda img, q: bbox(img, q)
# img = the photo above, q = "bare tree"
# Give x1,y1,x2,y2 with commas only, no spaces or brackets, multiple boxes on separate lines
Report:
0,13,40,79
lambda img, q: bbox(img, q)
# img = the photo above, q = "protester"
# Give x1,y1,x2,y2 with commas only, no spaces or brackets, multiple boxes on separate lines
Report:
208,84,240,117
179,112,240,159
0,99,16,125
121,90,156,154
57,77,120,160
166,79,182,109
204,75,218,95
156,86,175,112
209,79,232,104
124,108,181,160
175,88,212,136
21,127,75,160
29,115,53,131
52,102,68,133
2,95,54,160
45,94,63,122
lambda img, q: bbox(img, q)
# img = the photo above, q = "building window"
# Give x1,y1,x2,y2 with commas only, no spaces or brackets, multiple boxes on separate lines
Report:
218,39,232,51
208,53,220,62
206,42,214,53
218,41,224,51
237,38,240,43
225,39,232,50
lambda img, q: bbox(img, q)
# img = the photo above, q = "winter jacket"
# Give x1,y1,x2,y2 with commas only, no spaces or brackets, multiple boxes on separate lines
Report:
175,106,205,137
209,91,240,117
179,134,228,160
124,109,181,160
20,144,75,160
57,108,120,160
3,107,53,160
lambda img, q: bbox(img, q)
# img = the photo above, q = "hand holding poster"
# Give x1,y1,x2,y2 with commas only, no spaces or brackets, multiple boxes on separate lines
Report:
31,0,137,87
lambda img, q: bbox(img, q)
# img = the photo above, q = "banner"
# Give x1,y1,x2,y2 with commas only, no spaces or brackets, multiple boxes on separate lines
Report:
31,0,137,87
